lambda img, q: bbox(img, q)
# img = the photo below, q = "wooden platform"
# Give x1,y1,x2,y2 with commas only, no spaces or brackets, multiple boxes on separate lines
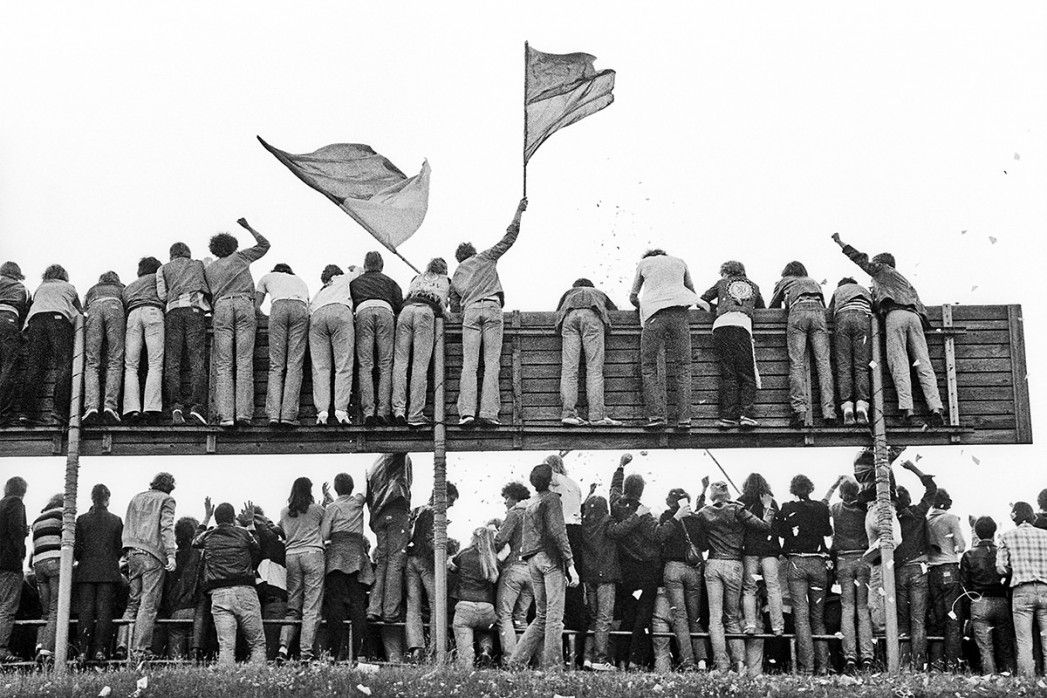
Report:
0,304,1030,456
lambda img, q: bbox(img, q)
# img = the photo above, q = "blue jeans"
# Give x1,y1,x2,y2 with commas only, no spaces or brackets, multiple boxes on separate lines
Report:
835,552,873,663
212,586,266,664
640,306,692,423
405,555,435,653
458,300,503,420
0,570,23,656
583,581,615,664
1012,581,1047,678
971,595,1015,674
452,600,497,668
834,310,870,405
164,306,208,415
120,551,166,653
123,306,165,414
927,563,963,669
787,555,829,673
895,561,929,670
664,560,707,665
279,550,325,655
743,555,785,635
651,587,673,673
76,581,118,659
705,558,744,670
884,309,942,411
786,304,834,419
212,297,257,422
392,304,435,422
84,300,124,413
265,299,308,422
712,325,756,421
21,314,74,419
560,308,607,421
496,561,533,657
510,552,566,670
356,306,395,419
367,506,410,622
309,304,354,415
34,558,61,652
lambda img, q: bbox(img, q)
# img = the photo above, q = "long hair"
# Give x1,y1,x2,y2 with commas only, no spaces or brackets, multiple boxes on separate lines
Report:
472,527,500,584
741,472,773,501
287,477,314,518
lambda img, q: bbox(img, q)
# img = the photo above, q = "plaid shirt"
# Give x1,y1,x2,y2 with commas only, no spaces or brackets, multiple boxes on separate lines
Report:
998,522,1047,587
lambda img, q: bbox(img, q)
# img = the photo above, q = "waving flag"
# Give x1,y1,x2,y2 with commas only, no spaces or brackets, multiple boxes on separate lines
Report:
524,44,615,164
258,137,430,251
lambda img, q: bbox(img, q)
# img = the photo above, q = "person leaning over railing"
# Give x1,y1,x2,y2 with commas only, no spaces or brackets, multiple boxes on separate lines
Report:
0,263,30,428
828,277,873,426
350,251,403,427
392,257,450,428
308,264,360,426
121,256,166,425
555,277,621,427
81,271,125,426
255,263,310,428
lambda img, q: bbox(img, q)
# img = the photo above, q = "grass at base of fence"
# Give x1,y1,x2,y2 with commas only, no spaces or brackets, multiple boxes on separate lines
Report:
2,664,1045,698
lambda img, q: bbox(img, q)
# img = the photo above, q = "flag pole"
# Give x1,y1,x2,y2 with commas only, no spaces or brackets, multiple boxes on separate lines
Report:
522,40,529,198
704,449,741,495
381,241,422,275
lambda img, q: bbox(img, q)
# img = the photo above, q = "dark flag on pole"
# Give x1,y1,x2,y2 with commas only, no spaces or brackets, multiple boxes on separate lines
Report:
524,45,615,164
258,137,430,268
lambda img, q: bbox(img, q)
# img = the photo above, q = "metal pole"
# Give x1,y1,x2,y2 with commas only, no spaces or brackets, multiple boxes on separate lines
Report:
523,40,529,197
432,316,448,663
870,316,900,674
54,314,85,673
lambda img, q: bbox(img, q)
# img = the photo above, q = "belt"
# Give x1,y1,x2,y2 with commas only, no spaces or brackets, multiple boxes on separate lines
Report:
216,294,253,303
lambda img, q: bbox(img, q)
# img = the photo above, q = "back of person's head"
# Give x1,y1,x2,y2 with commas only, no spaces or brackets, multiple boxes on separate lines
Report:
175,516,199,548
209,232,239,258
790,474,815,499
472,526,500,584
933,488,953,510
624,473,645,500
583,495,609,521
501,481,530,505
873,252,896,268
455,242,477,263
43,264,69,282
333,473,354,496
4,476,27,498
974,516,997,541
741,473,772,501
838,477,860,503
446,482,460,506
666,487,690,509
572,278,595,288
137,256,162,277
288,477,314,517
1012,501,1035,525
214,503,236,525
271,263,294,275
1037,488,1047,512
169,242,191,260
529,464,553,492
781,261,807,278
44,493,63,511
321,264,343,284
150,471,176,494
543,454,566,475
720,260,746,277
642,249,667,259
710,481,731,503
426,257,448,275
99,271,121,285
0,261,24,280
363,251,384,272
837,277,857,287
446,537,461,556
896,485,912,510
91,483,110,507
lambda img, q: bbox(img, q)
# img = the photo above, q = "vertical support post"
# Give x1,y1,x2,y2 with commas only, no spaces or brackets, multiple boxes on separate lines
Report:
941,305,961,442
511,311,523,449
432,316,449,663
870,316,900,674
54,314,85,673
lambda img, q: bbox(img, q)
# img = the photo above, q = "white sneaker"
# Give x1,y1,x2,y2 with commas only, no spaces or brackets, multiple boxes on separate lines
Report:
316,411,328,425
590,417,623,427
591,661,616,672
582,659,593,670
561,416,587,426
335,410,351,425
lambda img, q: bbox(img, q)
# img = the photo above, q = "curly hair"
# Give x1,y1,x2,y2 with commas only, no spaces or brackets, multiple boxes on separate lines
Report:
501,481,530,503
455,242,476,263
150,472,176,494
741,473,773,501
720,260,746,277
137,256,162,277
320,264,343,284
789,474,815,500
427,257,448,275
873,252,896,268
175,516,199,548
209,232,239,258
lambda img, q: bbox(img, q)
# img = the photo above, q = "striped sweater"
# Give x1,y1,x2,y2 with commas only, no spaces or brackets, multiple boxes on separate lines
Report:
32,506,63,565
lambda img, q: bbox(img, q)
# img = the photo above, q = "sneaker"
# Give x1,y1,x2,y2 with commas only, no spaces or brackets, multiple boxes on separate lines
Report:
644,418,666,430
458,415,476,428
316,411,329,425
477,650,494,668
408,418,432,429
82,408,99,425
582,659,594,671
590,417,623,427
561,416,587,426
844,659,857,675
219,419,235,428
675,420,692,431
479,417,501,427
789,412,806,429
123,410,141,424
171,408,186,425
859,659,875,672
276,646,289,665
855,409,869,426
822,414,838,426
235,418,252,428
929,409,946,427
300,650,314,664
743,624,756,635
591,661,616,672
393,413,408,426
364,415,377,427
268,419,282,428
112,646,128,661
188,409,207,426
738,415,759,428
335,410,351,425
842,410,856,426
103,408,122,425
35,647,53,664
697,660,707,671
716,417,739,429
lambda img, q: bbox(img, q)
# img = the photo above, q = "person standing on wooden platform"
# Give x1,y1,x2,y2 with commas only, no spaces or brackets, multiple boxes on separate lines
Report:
81,271,125,426
828,277,873,426
450,197,527,429
630,249,708,430
255,263,310,427
0,263,30,428
309,264,359,426
392,257,450,428
555,278,621,427
351,251,403,427
121,256,166,424
832,233,945,427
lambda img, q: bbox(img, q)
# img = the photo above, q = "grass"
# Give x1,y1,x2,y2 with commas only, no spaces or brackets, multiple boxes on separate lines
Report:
3,665,1047,698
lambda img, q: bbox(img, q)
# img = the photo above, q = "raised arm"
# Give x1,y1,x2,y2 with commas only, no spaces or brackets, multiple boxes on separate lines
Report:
832,232,880,277
822,475,846,504
484,198,527,261
236,218,271,262
609,453,631,509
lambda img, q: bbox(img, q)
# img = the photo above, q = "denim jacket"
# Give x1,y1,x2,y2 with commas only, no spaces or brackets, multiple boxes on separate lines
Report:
122,489,176,563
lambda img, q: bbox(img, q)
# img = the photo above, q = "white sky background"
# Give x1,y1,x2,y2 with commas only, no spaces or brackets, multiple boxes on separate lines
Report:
1,2,1046,549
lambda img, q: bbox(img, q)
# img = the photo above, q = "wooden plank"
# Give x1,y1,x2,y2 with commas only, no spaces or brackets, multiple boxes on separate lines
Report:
1008,305,1033,444
512,311,523,449
941,305,961,437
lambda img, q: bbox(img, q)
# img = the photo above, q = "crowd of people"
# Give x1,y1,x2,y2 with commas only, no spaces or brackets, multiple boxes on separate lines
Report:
2,450,1046,677
1,218,948,432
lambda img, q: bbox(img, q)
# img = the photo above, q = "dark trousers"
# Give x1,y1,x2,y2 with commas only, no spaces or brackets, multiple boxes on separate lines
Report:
927,563,963,669
640,307,692,423
21,314,74,419
164,307,207,414
834,310,870,405
76,582,118,659
712,325,756,420
0,314,23,421
563,525,589,665
618,580,658,667
324,570,369,661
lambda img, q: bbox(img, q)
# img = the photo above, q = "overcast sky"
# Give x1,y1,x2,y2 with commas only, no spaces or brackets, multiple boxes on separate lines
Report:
1,2,1045,548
